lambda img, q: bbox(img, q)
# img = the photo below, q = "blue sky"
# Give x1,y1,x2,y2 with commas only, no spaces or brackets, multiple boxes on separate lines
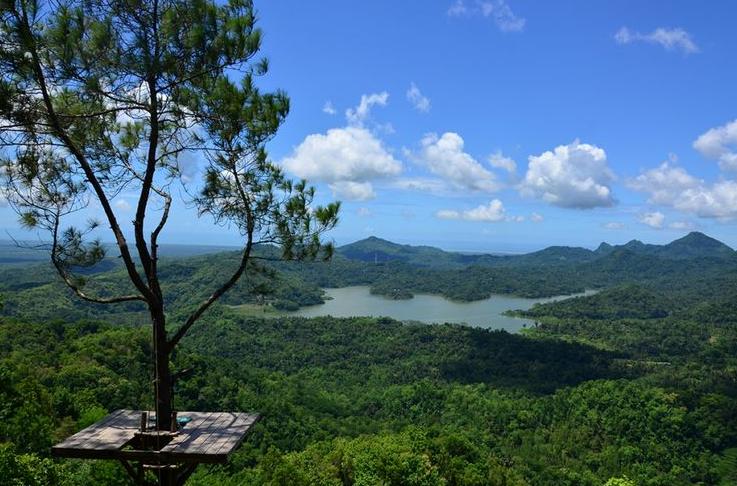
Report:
3,0,737,252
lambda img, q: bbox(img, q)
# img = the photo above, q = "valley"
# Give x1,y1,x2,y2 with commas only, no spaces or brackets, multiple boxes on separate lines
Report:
1,232,736,485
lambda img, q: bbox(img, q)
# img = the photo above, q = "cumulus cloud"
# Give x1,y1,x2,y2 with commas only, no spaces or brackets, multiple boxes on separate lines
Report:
693,119,737,171
628,163,699,205
329,181,376,201
629,162,737,219
406,83,431,113
530,212,544,223
345,92,389,126
614,27,699,54
322,101,337,115
436,199,507,222
488,151,516,173
448,0,525,32
281,126,401,201
639,211,665,229
412,132,502,193
520,140,615,209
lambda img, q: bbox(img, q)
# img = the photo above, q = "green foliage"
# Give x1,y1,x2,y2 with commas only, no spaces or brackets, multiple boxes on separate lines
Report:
0,305,734,485
0,0,339,356
522,284,671,320
604,477,636,486
0,233,735,484
0,443,68,486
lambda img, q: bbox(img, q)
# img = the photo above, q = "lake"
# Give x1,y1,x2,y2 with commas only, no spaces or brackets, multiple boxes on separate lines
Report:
290,285,593,332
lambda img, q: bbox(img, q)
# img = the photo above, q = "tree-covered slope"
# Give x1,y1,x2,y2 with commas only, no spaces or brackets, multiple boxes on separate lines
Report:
0,308,734,485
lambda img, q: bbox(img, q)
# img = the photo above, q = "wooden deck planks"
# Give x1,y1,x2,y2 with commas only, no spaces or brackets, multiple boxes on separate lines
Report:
51,410,259,463
53,410,136,458
163,412,227,455
208,414,260,456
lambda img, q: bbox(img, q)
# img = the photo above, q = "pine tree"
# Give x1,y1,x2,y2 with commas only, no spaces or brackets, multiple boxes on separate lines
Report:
0,0,339,432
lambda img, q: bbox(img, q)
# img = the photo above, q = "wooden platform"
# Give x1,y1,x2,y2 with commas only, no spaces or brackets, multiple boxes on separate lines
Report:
52,410,260,464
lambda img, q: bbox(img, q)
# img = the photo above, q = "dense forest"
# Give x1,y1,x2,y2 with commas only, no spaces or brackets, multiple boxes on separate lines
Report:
1,233,737,484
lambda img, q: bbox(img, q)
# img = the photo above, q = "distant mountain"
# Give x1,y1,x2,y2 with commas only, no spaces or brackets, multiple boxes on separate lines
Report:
594,232,734,261
658,232,734,259
0,240,239,267
594,242,614,255
337,236,465,267
509,246,598,266
339,232,734,268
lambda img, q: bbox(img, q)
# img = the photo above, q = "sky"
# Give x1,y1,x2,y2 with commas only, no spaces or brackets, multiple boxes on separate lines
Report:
3,0,737,252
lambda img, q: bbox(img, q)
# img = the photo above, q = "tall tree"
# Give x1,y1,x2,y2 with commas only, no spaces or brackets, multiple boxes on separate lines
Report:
0,0,339,432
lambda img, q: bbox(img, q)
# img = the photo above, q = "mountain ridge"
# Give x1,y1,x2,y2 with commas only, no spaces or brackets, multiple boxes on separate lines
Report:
337,232,734,267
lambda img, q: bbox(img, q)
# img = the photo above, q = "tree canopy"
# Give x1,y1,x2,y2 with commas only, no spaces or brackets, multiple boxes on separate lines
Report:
0,0,339,431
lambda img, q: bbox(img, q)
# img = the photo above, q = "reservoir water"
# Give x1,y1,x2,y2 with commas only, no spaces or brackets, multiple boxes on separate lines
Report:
290,285,592,332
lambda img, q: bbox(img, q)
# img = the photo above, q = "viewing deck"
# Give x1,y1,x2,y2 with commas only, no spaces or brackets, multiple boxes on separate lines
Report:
52,409,260,464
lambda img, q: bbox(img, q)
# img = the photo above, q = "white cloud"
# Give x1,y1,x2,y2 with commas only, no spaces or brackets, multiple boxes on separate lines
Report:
329,181,376,201
693,119,737,171
406,83,431,113
281,126,401,201
322,101,337,115
530,212,544,223
614,27,699,54
465,199,506,221
639,211,665,229
628,163,699,206
114,199,132,212
448,0,525,32
629,162,737,219
488,151,516,173
413,132,502,193
357,206,372,217
345,92,389,126
604,222,625,230
282,127,401,183
436,199,507,222
520,140,615,209
676,180,737,219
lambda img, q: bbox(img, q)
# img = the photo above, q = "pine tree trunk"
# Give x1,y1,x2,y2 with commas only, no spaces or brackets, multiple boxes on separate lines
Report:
152,310,173,432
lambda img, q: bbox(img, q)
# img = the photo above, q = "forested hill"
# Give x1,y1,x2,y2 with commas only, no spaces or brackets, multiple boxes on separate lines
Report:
2,233,737,484
2,232,737,322
337,231,735,267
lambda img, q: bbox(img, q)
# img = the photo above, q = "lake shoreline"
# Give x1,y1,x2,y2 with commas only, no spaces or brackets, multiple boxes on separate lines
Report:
286,285,595,333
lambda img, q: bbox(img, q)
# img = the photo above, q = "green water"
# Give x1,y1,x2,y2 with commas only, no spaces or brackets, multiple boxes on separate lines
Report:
291,286,593,332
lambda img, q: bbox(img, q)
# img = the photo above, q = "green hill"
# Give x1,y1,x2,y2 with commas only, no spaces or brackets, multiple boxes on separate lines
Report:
339,232,734,269
658,231,735,259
